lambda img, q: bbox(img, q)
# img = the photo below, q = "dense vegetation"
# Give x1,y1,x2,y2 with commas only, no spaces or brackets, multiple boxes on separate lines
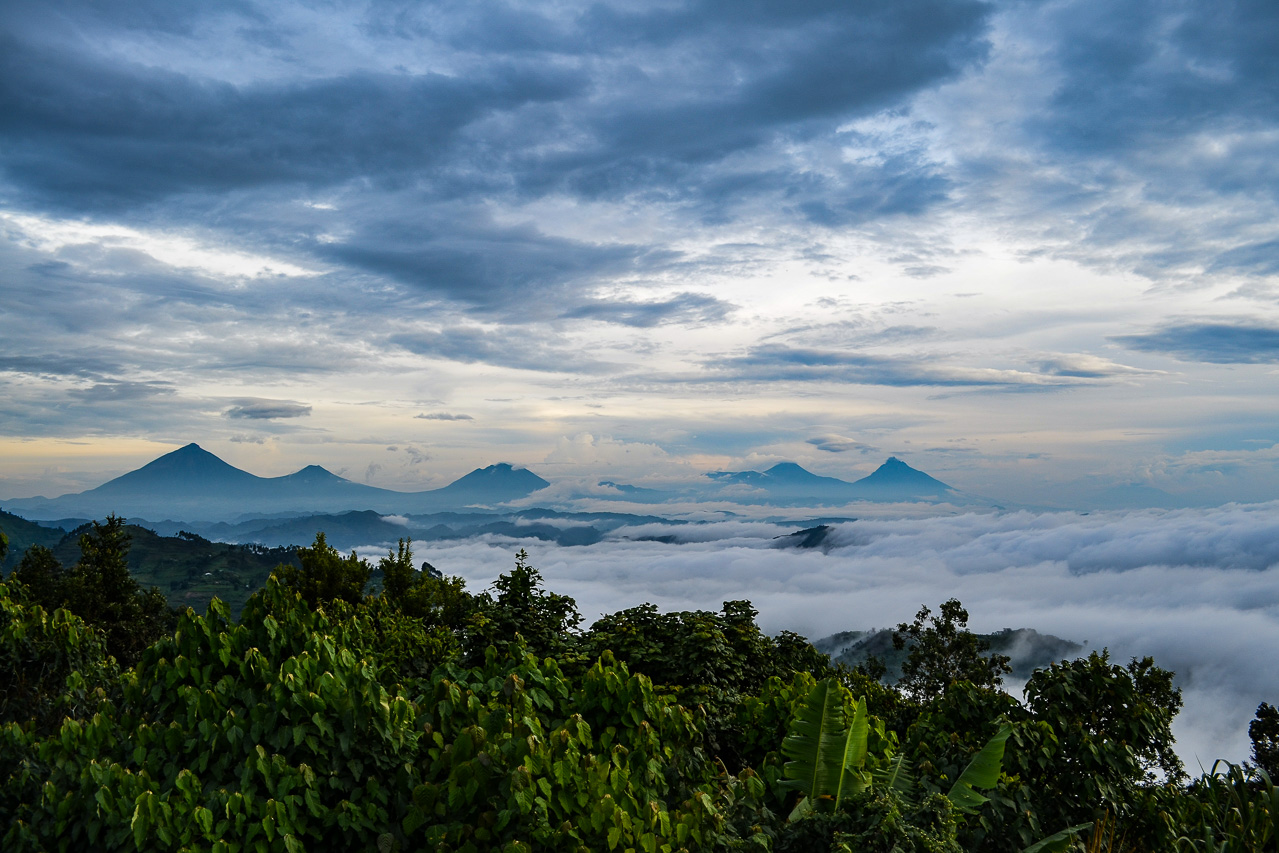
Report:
2,521,1277,851
0,509,297,617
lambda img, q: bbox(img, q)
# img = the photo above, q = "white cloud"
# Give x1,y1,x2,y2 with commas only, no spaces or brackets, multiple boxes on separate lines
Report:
0,211,318,279
388,503,1279,767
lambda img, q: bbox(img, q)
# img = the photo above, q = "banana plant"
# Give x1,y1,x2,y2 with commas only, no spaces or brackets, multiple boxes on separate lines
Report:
948,723,1012,812
778,678,1087,853
781,678,1011,814
780,679,872,816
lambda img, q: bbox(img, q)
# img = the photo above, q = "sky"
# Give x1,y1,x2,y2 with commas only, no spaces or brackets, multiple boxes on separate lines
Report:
2,0,1279,507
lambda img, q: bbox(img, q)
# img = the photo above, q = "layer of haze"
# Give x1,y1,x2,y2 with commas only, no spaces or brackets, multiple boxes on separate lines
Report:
370,502,1279,769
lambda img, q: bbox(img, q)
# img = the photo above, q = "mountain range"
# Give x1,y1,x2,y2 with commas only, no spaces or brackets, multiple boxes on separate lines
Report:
4,443,549,522
706,457,962,505
2,444,981,524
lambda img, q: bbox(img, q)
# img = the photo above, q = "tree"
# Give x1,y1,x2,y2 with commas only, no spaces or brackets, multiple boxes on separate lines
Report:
272,531,371,606
467,549,580,663
379,537,416,602
9,517,173,668
0,579,116,733
10,545,69,607
67,516,174,667
1249,702,1279,778
892,599,1011,701
1020,650,1183,834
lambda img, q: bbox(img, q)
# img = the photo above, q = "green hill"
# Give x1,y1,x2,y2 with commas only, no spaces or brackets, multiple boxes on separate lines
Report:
814,626,1084,681
0,509,66,573
2,511,297,619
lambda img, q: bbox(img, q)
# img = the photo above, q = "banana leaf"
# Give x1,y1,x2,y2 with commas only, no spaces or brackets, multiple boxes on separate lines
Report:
873,753,917,805
834,697,870,805
1021,823,1092,853
781,679,848,802
948,723,1012,813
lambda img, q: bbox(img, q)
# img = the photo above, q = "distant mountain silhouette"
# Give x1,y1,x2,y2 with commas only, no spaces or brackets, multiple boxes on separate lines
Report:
5,443,549,522
847,457,955,500
707,457,961,505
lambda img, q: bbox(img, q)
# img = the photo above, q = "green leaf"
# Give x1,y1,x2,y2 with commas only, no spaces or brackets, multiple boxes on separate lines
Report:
834,697,869,805
780,679,847,804
132,802,150,851
948,724,1012,813
872,754,916,804
786,795,814,823
1021,823,1093,853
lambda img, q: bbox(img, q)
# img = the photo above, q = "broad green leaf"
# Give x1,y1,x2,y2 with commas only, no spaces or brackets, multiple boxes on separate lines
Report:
873,754,916,805
780,679,847,804
1021,823,1093,853
948,724,1012,813
834,697,869,805
787,795,814,823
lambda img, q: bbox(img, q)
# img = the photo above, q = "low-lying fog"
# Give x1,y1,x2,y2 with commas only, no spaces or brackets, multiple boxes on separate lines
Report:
357,502,1279,769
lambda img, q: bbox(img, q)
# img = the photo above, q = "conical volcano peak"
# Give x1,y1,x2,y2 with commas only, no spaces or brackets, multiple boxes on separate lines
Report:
764,462,817,479
130,443,250,478
854,457,952,492
447,463,549,487
283,464,347,482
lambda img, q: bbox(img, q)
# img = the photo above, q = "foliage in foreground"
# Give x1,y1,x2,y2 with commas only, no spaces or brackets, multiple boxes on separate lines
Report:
1,527,1277,852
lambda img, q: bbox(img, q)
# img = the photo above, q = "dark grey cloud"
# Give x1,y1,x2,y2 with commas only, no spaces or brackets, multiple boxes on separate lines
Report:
391,327,616,374
416,412,473,421
69,381,176,402
1210,239,1279,276
322,213,676,313
704,344,1077,388
951,0,1279,279
0,377,208,437
0,0,1003,353
1035,0,1279,154
1114,321,1279,364
223,399,312,419
0,0,990,218
807,435,872,454
0,34,582,210
560,292,732,327
0,353,118,380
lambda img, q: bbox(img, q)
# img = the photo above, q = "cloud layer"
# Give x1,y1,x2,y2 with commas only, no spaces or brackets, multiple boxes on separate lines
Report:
389,503,1279,768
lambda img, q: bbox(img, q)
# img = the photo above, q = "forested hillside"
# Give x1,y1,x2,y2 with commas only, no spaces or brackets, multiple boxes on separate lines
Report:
2,519,1277,852
0,511,297,617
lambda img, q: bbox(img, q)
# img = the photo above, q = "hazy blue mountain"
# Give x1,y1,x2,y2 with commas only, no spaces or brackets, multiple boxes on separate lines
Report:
592,481,680,503
428,463,553,505
814,626,1085,681
846,456,955,501
4,444,549,522
706,457,963,505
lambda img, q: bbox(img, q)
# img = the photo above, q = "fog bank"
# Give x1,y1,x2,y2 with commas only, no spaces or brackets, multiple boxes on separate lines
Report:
359,502,1279,767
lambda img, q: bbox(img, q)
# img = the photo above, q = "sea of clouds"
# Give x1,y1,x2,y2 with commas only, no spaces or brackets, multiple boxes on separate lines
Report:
358,502,1279,769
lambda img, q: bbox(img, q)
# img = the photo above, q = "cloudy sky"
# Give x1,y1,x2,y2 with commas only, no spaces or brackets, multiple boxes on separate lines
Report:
3,0,1279,506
